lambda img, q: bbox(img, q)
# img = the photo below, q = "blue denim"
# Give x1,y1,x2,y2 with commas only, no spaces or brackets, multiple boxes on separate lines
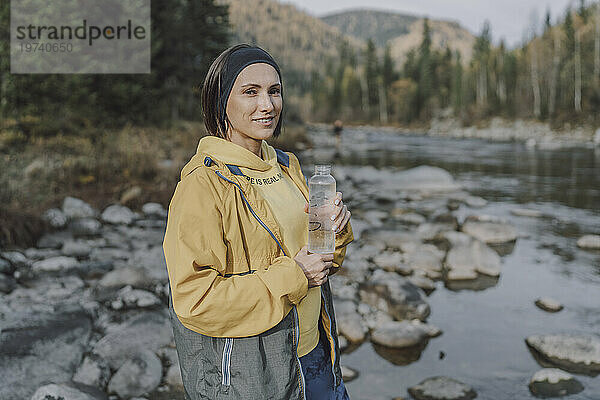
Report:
299,328,350,400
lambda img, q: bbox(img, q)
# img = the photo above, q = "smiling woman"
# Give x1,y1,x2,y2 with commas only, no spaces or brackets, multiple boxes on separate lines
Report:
163,44,354,400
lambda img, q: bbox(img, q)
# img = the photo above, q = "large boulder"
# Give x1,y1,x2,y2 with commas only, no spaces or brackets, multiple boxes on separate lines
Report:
526,334,600,376
359,270,430,321
92,310,173,370
528,368,584,398
408,376,477,400
0,305,92,399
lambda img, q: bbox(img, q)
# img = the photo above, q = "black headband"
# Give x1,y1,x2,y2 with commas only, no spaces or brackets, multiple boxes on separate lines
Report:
219,46,282,124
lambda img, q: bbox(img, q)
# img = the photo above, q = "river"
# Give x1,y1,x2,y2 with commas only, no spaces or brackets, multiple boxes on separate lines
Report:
299,126,600,400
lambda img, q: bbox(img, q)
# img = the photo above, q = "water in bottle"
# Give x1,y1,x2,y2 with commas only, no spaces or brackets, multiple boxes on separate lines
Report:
308,165,336,254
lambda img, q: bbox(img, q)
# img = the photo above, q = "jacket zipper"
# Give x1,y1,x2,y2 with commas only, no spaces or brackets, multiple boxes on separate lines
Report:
221,337,234,386
321,291,338,386
215,170,306,399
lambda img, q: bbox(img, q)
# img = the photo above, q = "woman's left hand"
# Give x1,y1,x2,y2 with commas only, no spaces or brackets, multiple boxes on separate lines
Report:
304,191,351,234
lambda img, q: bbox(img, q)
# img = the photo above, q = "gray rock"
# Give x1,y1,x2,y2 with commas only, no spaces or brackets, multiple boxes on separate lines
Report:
0,306,92,400
37,230,75,249
62,240,93,258
371,320,441,349
445,240,501,280
142,202,167,218
373,251,403,271
0,257,14,274
359,270,430,321
97,266,154,289
335,300,367,343
30,381,108,400
89,247,131,262
526,334,600,375
101,204,136,225
32,256,78,273
1,250,30,269
393,211,426,225
24,247,62,260
529,368,584,397
404,244,444,279
361,229,418,251
73,355,111,389
461,216,517,244
341,365,359,383
394,166,461,193
43,208,68,228
92,310,173,370
69,218,102,237
511,208,543,218
129,245,168,282
0,273,17,294
535,297,564,313
107,350,162,398
465,196,487,208
407,274,437,294
416,223,456,241
408,376,477,400
63,196,96,219
165,363,183,387
113,285,162,309
576,234,600,250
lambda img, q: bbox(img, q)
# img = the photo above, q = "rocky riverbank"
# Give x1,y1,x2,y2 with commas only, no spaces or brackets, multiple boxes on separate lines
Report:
1,162,599,399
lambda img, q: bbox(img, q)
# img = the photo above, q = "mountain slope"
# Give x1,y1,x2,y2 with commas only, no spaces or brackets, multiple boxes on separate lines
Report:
321,9,475,63
218,0,363,78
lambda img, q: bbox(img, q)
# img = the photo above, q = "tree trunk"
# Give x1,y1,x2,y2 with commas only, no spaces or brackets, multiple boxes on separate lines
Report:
595,4,600,88
378,77,388,124
359,66,370,118
497,53,507,105
476,64,487,107
575,30,582,113
531,44,542,118
549,30,560,115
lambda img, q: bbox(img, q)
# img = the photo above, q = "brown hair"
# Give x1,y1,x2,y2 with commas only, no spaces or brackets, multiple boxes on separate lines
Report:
201,43,284,139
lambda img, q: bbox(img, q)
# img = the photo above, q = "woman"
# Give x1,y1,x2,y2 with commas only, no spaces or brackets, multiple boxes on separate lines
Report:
163,44,353,400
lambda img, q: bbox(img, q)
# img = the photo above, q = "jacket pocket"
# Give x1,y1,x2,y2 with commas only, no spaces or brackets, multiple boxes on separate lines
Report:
221,337,234,386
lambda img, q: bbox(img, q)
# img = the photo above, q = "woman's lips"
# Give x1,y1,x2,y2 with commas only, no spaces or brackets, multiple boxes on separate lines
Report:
253,116,274,126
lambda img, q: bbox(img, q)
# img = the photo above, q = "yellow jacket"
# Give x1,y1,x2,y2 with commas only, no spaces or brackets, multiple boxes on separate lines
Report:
163,137,354,338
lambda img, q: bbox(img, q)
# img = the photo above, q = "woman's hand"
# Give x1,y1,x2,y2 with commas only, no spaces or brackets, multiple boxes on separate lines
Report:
294,245,333,288
304,191,351,234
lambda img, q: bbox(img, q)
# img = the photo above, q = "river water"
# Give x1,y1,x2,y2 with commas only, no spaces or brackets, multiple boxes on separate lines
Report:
300,127,600,400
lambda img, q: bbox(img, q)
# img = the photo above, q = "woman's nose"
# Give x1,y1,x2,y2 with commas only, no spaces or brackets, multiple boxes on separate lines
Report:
257,91,274,112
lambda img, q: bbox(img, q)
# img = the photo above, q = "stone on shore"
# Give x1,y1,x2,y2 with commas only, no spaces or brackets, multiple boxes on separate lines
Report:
359,270,430,321
101,204,136,225
461,215,517,244
408,376,477,400
371,320,441,349
535,297,564,313
62,196,96,219
30,381,108,400
107,349,162,399
528,368,584,397
525,334,600,375
576,234,600,250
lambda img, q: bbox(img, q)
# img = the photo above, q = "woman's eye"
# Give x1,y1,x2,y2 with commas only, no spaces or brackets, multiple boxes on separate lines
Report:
244,89,257,95
269,88,281,95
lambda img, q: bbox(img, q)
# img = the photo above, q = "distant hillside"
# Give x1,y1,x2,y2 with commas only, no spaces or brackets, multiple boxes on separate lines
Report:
218,0,363,79
321,9,418,48
321,9,476,64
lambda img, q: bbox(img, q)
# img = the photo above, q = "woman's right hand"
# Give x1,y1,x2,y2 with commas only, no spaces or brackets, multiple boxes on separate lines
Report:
293,245,333,288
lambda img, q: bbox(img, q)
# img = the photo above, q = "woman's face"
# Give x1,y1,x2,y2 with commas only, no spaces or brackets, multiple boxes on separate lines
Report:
225,63,282,143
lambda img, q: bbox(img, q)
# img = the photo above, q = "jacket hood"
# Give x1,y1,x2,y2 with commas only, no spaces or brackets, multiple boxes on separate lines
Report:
181,136,277,179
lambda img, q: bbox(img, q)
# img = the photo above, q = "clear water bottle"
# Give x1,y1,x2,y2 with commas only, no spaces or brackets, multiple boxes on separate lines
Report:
308,165,336,254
